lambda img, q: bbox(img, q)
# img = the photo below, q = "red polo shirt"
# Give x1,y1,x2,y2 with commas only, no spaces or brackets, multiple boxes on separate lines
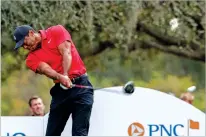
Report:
26,25,86,82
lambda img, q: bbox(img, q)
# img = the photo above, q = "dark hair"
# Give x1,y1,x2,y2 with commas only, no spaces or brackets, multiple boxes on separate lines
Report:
28,95,41,107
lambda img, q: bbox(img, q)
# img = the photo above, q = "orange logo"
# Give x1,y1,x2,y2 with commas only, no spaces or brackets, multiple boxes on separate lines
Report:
189,119,199,129
128,122,145,136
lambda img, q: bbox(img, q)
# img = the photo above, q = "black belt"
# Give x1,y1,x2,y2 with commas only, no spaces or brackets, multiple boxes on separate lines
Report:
71,73,87,83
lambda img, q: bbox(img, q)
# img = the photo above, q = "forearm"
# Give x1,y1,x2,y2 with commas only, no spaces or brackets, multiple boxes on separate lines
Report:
62,52,72,76
37,62,61,80
57,41,72,76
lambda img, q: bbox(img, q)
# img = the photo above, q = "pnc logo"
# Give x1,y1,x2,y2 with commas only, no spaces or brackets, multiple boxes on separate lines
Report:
128,122,145,136
127,119,199,136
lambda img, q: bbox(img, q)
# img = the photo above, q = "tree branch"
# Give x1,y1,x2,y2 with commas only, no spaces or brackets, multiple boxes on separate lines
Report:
80,38,205,62
141,40,205,62
80,41,115,58
137,21,203,50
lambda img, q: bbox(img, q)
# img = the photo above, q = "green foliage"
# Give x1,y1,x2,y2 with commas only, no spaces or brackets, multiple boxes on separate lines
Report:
147,74,194,95
192,90,205,112
1,70,52,116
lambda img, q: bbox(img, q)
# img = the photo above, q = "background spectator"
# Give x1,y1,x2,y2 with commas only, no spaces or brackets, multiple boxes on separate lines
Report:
28,96,45,116
180,92,194,105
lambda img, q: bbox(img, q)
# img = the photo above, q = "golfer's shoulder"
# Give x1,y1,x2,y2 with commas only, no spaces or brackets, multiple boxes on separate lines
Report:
48,25,71,40
48,24,69,34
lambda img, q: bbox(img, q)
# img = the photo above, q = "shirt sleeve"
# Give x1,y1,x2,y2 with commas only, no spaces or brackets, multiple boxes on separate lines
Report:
52,25,72,48
26,54,41,73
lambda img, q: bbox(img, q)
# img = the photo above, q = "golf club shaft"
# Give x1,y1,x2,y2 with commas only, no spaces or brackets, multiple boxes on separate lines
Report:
71,81,134,95
72,84,122,94
72,84,95,89
72,84,108,90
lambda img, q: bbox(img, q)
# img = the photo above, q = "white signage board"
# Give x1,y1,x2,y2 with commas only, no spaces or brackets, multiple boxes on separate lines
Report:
1,116,44,136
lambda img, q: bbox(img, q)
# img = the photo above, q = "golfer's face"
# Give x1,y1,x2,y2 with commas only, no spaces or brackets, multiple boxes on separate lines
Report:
30,98,45,115
23,31,37,51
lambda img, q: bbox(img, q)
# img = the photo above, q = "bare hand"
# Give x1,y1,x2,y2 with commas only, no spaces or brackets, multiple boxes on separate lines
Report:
58,75,72,88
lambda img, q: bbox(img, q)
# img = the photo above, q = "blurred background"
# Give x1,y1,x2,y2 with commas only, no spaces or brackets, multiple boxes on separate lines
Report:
1,0,205,116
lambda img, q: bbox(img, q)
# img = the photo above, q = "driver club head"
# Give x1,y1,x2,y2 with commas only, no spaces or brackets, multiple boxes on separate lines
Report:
123,81,135,94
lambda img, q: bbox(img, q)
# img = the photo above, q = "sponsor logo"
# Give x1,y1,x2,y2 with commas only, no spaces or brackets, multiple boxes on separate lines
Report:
128,122,144,136
128,119,199,136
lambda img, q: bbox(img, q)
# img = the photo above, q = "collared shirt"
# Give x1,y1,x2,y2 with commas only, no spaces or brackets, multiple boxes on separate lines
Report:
26,25,86,81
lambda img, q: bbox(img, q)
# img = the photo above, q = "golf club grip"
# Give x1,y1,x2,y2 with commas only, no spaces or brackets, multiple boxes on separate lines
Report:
72,84,94,89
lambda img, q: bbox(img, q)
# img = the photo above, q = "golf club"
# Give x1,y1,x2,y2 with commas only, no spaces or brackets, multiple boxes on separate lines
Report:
61,81,135,95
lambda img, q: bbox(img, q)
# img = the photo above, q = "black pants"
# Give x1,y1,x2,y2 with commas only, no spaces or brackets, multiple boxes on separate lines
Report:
45,75,94,136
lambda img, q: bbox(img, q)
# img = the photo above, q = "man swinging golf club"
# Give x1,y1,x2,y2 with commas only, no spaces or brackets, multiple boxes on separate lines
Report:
13,24,94,136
